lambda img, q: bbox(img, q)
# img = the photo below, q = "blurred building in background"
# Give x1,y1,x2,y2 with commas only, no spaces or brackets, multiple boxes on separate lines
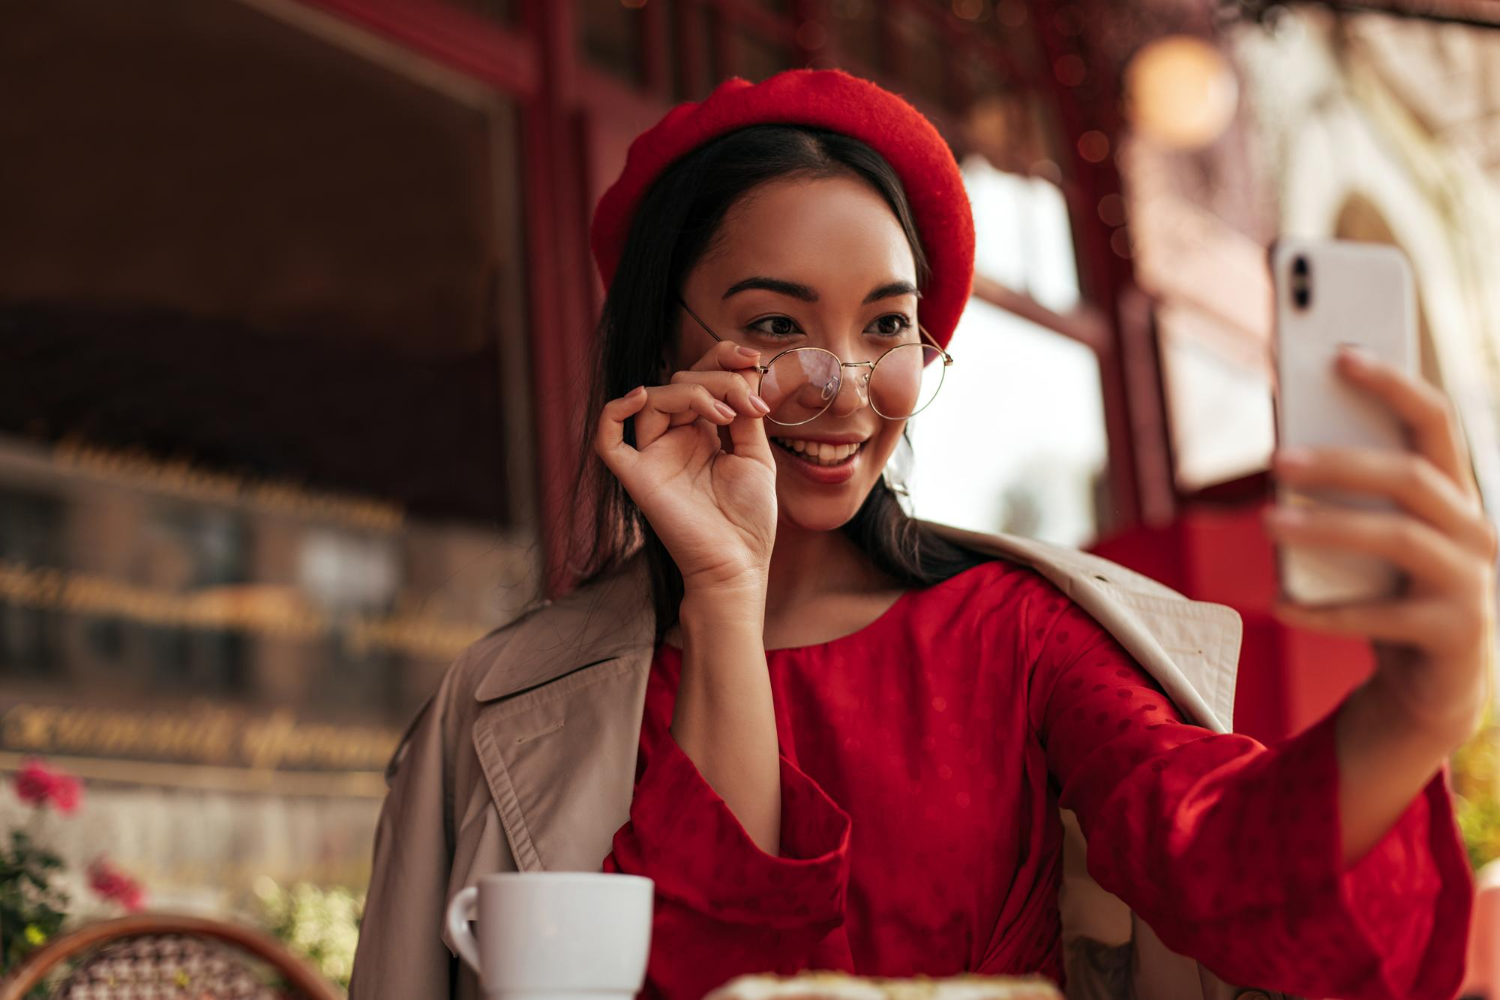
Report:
1,0,1497,929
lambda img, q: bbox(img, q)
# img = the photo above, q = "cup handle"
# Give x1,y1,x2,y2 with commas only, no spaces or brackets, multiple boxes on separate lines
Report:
446,886,483,975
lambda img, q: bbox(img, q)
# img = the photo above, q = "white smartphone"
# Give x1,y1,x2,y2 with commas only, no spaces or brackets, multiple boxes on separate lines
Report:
1271,238,1418,606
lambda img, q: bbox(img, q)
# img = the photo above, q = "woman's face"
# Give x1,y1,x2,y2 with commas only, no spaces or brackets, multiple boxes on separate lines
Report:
676,173,918,534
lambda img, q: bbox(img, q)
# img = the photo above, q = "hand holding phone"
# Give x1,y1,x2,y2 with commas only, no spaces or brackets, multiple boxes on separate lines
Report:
1271,238,1418,605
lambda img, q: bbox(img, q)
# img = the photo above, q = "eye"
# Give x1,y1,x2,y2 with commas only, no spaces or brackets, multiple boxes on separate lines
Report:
867,313,913,337
746,315,803,338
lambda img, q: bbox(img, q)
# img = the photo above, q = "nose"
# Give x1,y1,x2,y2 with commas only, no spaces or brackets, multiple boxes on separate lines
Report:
824,364,871,418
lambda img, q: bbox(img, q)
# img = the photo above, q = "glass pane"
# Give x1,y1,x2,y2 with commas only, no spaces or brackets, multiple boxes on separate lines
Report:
0,490,64,678
905,298,1109,546
578,0,647,84
962,154,1080,311
1158,303,1275,490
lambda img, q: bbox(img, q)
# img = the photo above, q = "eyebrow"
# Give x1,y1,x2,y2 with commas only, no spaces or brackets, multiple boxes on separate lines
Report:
720,277,920,304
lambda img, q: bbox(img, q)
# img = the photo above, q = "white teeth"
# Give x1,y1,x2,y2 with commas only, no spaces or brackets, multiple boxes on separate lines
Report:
771,439,862,467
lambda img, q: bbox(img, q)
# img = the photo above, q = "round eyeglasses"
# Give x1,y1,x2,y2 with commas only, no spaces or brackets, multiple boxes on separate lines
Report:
678,297,953,426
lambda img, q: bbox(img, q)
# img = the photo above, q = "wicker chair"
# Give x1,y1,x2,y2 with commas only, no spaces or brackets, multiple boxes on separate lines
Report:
0,914,343,1000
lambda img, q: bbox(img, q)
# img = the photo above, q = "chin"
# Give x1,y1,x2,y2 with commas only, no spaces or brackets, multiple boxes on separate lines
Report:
775,482,879,534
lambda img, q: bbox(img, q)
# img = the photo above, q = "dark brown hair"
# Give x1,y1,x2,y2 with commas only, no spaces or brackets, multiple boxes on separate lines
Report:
570,124,989,639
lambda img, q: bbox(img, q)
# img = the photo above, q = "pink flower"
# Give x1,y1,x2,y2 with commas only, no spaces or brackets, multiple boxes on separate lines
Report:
13,758,82,815
88,858,146,913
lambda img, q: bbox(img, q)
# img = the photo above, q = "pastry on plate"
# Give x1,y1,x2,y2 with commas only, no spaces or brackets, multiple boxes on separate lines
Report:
705,972,1063,1000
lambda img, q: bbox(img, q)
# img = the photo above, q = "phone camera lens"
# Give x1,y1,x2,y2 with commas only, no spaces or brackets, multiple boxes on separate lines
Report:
1290,254,1312,310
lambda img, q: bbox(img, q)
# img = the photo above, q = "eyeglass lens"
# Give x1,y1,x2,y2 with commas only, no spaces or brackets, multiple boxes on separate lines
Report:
758,344,946,425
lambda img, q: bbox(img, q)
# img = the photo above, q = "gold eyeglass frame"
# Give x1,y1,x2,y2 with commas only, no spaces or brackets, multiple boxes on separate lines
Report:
676,296,954,426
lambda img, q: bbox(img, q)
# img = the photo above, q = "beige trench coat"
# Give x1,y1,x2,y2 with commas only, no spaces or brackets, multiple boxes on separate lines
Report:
349,521,1296,1000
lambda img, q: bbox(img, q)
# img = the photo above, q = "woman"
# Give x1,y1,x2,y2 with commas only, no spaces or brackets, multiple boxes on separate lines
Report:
350,70,1493,1000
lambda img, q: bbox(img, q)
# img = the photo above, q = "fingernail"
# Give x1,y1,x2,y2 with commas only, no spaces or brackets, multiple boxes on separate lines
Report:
714,401,737,420
737,345,760,359
628,385,646,397
749,394,771,415
1339,345,1372,369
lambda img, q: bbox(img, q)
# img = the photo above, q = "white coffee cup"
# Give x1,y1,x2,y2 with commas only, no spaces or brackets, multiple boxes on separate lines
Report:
446,872,654,999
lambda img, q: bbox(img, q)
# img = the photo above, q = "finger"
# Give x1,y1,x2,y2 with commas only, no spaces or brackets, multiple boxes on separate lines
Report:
595,386,649,475
690,339,764,382
635,383,736,450
1337,348,1479,501
1273,446,1492,554
1264,504,1479,594
1271,596,1477,651
724,396,775,463
669,369,769,419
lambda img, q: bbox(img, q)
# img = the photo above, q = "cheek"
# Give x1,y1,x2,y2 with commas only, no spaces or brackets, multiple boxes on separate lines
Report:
865,421,907,472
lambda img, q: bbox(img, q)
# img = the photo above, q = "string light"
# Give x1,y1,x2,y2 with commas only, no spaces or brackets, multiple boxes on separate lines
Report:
1053,54,1087,87
1077,130,1111,163
1125,35,1239,150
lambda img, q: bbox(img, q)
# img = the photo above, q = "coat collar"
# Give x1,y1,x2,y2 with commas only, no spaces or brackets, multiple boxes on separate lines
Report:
472,554,655,702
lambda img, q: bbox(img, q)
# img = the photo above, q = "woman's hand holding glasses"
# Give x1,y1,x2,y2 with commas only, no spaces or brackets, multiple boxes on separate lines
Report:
596,340,779,599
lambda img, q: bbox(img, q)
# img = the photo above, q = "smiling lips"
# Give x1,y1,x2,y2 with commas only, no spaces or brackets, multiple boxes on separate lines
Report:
770,437,864,467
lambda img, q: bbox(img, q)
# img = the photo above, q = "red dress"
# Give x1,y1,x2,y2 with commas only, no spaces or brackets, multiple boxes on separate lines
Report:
603,559,1471,999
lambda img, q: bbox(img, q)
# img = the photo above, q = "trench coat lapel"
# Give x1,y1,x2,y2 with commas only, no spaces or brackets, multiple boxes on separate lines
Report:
470,557,656,872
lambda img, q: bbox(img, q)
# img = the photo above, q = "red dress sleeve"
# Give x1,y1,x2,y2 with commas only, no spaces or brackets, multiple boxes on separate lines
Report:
603,728,853,1000
1022,579,1473,1000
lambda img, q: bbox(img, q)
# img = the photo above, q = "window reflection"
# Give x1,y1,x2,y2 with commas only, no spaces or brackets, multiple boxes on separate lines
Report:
0,490,64,678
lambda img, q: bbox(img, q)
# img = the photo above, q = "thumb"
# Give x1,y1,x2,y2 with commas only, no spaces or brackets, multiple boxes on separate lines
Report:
726,409,774,465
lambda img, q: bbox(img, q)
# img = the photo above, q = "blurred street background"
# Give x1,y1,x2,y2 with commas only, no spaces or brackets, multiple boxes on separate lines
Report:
1,0,1499,990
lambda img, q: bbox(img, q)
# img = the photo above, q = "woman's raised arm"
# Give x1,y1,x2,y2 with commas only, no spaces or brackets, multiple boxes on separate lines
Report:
594,338,783,849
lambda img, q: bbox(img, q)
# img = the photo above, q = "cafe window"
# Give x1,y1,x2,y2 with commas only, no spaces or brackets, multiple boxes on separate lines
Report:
0,0,540,723
0,489,64,679
137,503,250,697
905,155,1108,546
906,299,1108,546
965,156,1080,312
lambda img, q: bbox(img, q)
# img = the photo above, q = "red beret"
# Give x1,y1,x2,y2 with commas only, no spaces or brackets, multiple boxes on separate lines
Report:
589,69,974,351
